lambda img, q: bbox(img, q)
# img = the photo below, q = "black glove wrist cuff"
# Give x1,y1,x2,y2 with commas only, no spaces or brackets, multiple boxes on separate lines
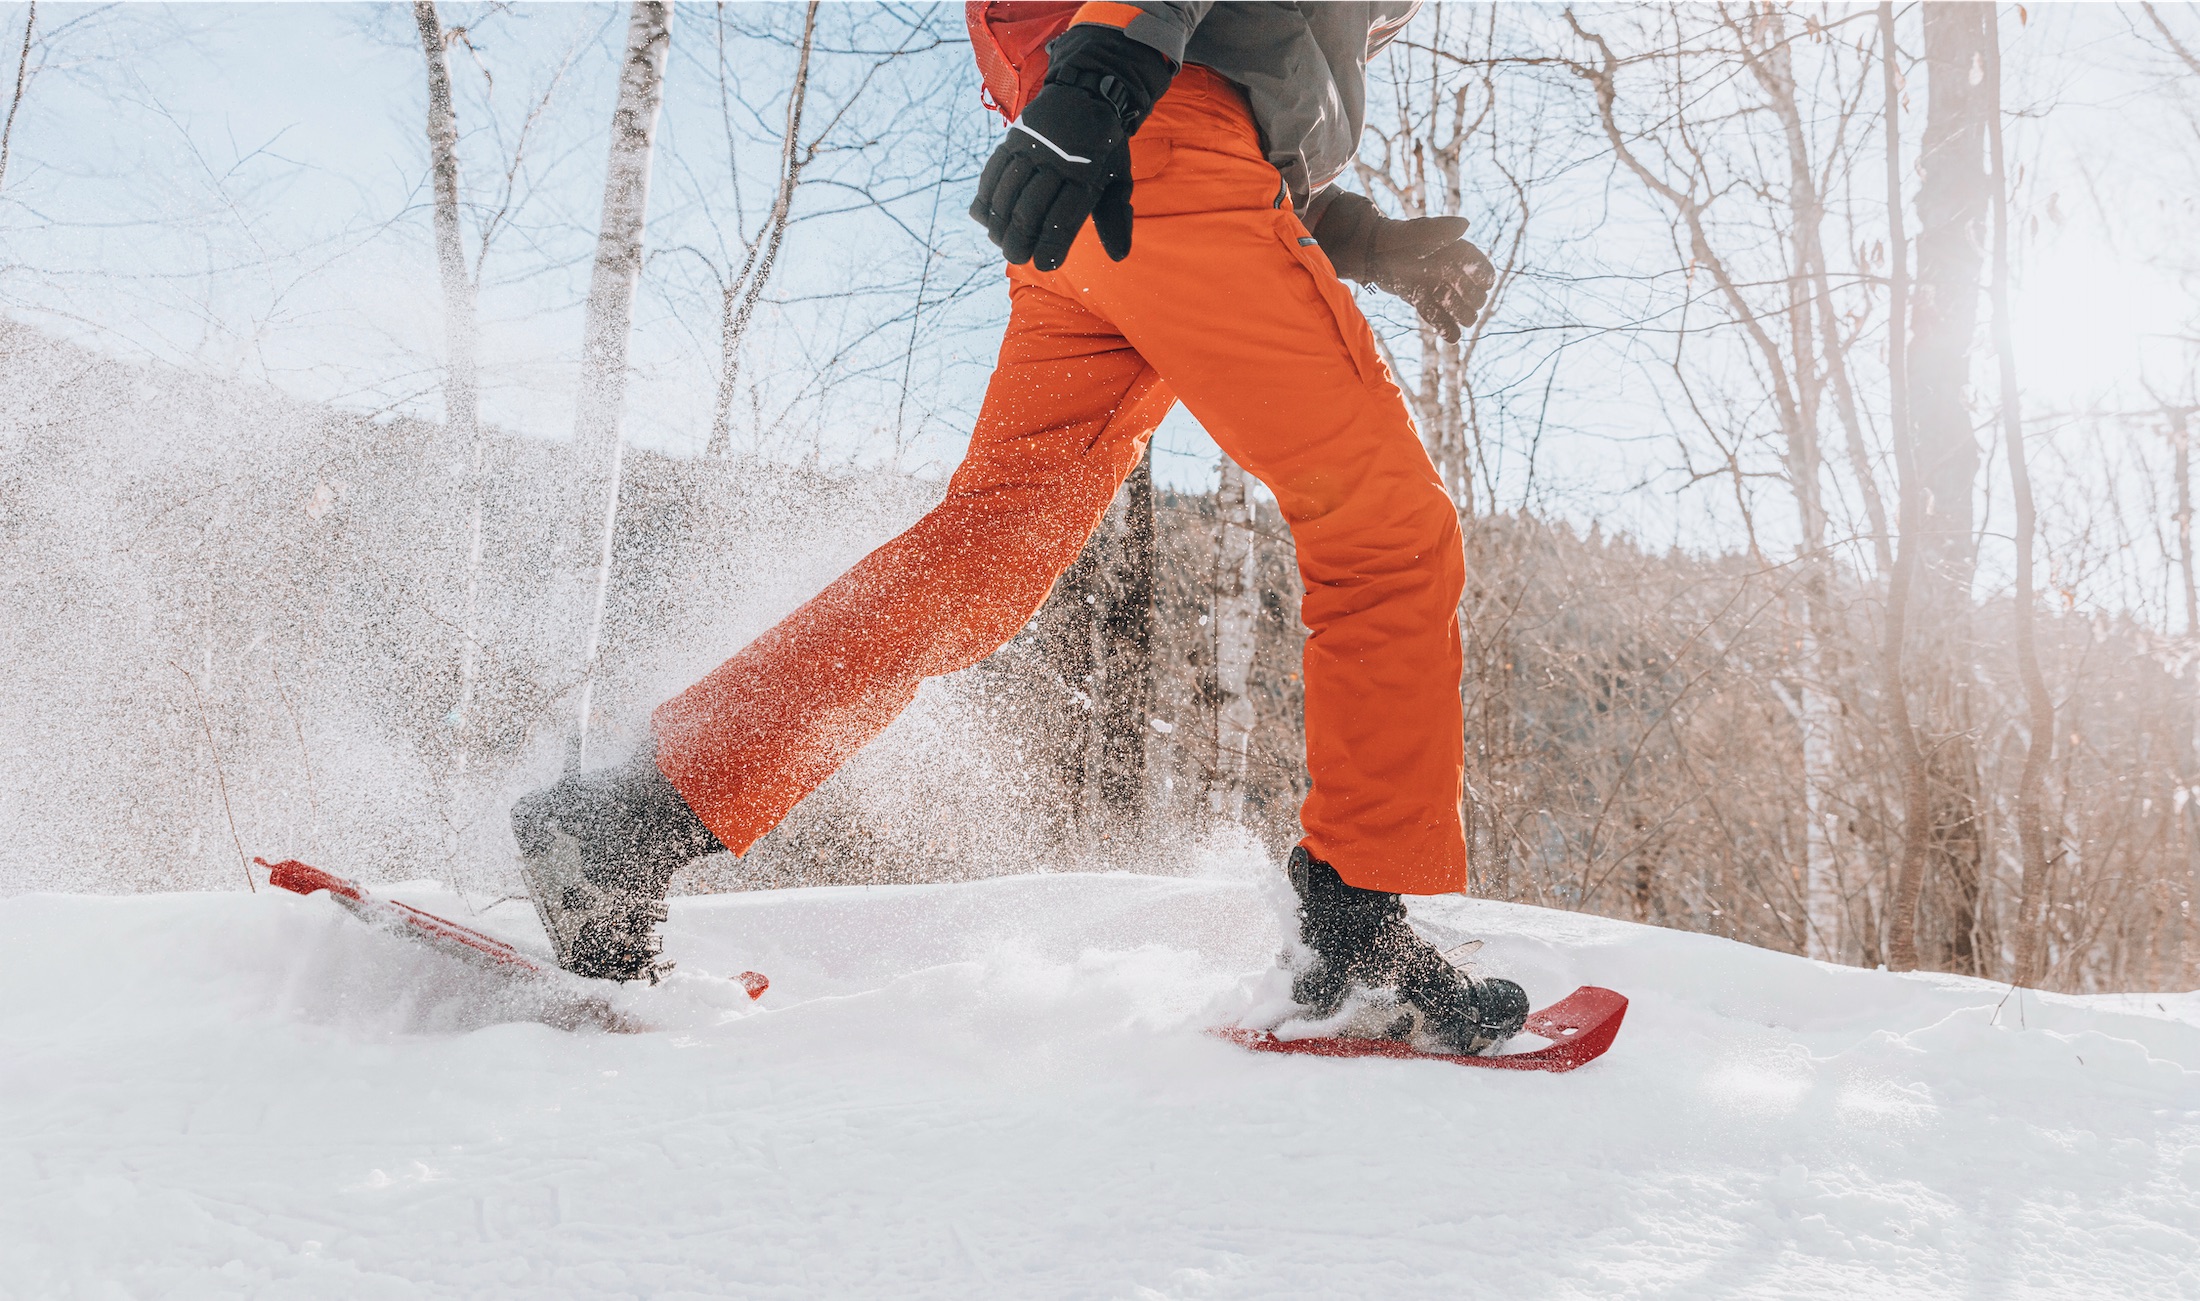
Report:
1311,190,1382,283
1043,24,1175,133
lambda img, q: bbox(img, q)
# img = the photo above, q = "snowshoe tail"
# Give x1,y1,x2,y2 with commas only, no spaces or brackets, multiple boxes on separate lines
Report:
263,858,550,976
260,857,768,1028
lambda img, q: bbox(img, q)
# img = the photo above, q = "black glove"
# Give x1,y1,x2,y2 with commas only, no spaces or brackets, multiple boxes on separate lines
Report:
1313,191,1497,342
969,25,1174,272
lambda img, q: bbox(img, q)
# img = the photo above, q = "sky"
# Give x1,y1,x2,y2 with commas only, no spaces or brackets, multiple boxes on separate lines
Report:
0,2,1248,487
3,3,2198,587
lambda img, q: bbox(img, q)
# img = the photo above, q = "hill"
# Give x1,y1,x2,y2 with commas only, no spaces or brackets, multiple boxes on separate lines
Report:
3,864,2194,1298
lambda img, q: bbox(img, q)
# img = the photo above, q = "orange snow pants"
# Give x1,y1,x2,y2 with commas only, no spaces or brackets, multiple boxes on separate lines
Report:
653,68,1469,894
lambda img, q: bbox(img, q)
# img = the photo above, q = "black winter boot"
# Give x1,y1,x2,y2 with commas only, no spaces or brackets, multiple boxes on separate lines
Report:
1287,846,1530,1055
510,747,726,982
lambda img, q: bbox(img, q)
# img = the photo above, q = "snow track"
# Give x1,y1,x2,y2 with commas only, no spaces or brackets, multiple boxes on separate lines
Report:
3,872,2195,1299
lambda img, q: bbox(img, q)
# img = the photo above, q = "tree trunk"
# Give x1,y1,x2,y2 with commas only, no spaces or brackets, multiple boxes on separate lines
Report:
1207,457,1259,820
1987,7,2057,989
1881,0,1937,974
412,0,486,772
2173,408,2195,636
1908,6,1989,597
1898,3,1993,974
2172,410,2200,987
1745,8,1845,961
1798,619,1843,960
1038,446,1157,843
568,0,670,768
415,1,477,437
1094,448,1157,823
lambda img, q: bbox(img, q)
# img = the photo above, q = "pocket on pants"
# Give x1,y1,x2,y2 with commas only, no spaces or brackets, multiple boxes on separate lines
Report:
1273,209,1384,389
1130,135,1173,181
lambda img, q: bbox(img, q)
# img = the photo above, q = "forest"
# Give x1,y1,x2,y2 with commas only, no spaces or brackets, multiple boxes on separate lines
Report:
5,1,2200,999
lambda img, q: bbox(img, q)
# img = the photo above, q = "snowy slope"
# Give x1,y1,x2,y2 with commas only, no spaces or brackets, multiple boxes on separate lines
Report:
3,862,2196,1300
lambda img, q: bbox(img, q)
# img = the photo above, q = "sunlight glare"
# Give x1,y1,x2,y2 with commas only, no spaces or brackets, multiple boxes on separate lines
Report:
2009,236,2191,404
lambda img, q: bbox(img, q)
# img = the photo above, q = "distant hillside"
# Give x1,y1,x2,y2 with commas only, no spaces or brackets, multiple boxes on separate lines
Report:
4,322,2192,994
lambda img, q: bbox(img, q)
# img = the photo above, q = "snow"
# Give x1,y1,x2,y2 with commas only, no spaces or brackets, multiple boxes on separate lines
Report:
4,863,2196,1299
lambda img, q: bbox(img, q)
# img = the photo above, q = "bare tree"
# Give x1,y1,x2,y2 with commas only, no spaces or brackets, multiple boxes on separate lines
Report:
1561,5,1886,959
411,0,489,781
1876,0,1939,978
1984,5,2056,988
1726,3,1880,961
2171,407,2198,636
705,0,819,458
1038,448,1158,841
1888,3,1992,973
1206,457,1258,819
414,1,478,437
569,0,670,768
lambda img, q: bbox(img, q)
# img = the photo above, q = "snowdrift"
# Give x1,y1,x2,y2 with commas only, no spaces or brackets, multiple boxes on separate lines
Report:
3,870,2195,1299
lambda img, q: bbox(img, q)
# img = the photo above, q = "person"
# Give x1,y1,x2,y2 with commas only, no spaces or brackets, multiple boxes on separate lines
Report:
513,1,1529,1055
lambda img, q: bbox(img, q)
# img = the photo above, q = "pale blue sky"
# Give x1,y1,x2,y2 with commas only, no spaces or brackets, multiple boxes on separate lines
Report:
0,2,1252,485
4,3,2197,601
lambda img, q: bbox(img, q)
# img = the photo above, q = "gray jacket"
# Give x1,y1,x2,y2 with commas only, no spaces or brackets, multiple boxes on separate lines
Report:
1106,1,1420,221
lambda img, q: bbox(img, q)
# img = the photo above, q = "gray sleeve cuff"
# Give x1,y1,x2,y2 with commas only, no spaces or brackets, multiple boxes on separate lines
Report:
1094,2,1209,67
1301,185,1344,232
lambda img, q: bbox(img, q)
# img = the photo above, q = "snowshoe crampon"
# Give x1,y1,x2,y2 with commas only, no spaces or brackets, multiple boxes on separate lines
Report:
1216,985,1628,1073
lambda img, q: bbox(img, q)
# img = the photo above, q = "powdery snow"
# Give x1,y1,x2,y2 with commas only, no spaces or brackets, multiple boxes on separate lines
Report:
3,866,2196,1299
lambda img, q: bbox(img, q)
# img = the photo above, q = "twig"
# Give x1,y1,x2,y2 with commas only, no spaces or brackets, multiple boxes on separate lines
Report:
708,0,821,456
266,654,321,857
0,0,34,194
174,660,255,892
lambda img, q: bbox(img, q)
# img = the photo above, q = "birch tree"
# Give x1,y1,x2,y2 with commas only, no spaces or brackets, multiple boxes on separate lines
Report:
1726,4,1891,962
414,0,477,438
1562,4,1887,959
411,0,487,777
569,0,670,768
